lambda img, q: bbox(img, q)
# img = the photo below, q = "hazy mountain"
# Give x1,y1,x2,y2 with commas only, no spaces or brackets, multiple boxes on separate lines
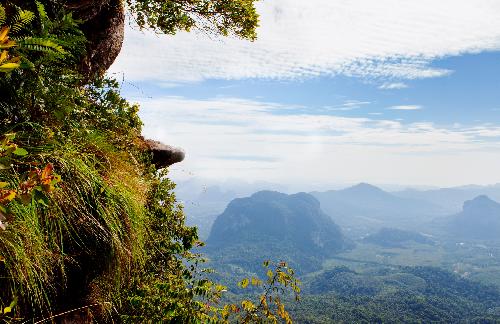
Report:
175,178,287,239
206,191,351,273
311,183,444,234
394,184,500,214
446,195,500,240
363,228,435,248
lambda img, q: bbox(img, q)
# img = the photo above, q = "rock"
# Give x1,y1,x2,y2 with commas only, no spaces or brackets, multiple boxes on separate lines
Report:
144,139,185,168
76,0,125,78
66,0,113,21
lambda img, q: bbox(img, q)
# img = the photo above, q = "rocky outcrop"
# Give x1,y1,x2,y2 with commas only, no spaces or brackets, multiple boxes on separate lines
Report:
66,0,125,78
144,139,186,168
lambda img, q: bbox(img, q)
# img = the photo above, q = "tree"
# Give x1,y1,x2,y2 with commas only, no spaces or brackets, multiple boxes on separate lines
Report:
126,0,260,40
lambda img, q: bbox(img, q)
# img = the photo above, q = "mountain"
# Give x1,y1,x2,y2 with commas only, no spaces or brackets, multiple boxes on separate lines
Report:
394,184,500,214
363,228,435,248
175,179,287,239
311,183,444,234
206,191,351,273
446,195,500,240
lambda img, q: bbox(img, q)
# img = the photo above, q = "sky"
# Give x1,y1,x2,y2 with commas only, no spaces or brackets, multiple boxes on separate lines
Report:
110,0,500,189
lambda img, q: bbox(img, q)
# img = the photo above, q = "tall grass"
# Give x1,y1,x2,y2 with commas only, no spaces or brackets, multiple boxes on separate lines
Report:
0,130,150,318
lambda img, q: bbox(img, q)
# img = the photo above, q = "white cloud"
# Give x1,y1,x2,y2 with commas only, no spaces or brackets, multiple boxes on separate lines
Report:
388,105,422,110
323,100,370,111
379,82,409,90
137,96,500,187
110,0,500,82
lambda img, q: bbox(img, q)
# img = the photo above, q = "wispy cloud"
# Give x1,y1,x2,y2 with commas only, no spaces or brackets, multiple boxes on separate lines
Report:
388,105,423,110
138,96,500,186
111,0,500,82
379,82,409,90
323,100,370,111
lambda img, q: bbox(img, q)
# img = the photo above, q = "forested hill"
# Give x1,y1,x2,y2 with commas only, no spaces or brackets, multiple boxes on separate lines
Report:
208,191,348,252
206,191,352,273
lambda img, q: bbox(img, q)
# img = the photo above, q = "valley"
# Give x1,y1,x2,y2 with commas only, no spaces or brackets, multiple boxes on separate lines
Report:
180,181,500,321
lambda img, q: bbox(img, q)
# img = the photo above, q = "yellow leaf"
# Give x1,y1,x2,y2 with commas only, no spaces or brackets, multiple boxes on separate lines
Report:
0,181,8,189
0,50,7,64
0,62,19,71
0,26,9,42
239,278,249,288
0,189,16,203
3,306,11,314
0,40,16,49
251,277,261,286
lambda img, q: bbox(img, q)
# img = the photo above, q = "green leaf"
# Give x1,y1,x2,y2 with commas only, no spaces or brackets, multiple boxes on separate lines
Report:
12,147,28,156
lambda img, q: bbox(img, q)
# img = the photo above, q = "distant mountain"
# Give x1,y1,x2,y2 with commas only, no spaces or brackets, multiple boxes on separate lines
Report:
446,195,500,240
363,228,435,248
206,191,351,273
311,183,444,234
175,179,287,239
394,184,500,214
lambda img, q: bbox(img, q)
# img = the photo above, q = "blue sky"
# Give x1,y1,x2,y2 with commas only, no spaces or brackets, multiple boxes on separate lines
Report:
111,0,500,188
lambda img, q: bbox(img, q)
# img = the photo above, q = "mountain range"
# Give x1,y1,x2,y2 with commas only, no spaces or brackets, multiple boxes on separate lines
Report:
311,183,445,234
394,184,500,213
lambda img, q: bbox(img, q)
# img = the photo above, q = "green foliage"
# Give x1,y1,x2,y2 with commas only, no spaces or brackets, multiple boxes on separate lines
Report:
0,2,83,75
116,169,218,322
126,0,259,40
0,0,273,322
221,261,301,323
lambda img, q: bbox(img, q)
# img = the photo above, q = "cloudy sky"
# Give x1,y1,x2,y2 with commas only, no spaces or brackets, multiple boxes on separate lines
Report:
110,0,500,189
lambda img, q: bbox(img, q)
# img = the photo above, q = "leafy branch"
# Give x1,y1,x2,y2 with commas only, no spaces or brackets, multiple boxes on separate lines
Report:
220,260,301,323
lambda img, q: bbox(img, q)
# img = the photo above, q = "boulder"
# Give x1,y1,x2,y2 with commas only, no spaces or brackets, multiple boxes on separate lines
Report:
144,139,185,168
75,0,125,78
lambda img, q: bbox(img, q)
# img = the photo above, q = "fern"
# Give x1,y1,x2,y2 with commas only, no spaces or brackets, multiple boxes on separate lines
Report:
35,1,48,22
17,37,66,55
10,10,35,34
0,4,6,26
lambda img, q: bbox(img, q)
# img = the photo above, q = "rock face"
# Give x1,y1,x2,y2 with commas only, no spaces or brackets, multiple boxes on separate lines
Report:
65,0,125,78
144,139,185,168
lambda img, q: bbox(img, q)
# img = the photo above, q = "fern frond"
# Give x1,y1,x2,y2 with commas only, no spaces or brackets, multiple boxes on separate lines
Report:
17,37,66,55
11,10,35,34
35,1,48,22
0,4,6,26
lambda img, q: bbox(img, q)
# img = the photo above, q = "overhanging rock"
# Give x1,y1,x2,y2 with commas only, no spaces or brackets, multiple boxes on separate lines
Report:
144,139,185,168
